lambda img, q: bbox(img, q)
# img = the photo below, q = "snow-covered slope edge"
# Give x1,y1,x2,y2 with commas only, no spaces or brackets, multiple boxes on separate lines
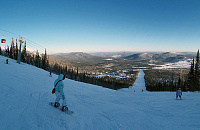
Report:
0,56,200,130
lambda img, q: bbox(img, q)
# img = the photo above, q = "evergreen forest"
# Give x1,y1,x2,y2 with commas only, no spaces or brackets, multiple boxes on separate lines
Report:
144,50,200,91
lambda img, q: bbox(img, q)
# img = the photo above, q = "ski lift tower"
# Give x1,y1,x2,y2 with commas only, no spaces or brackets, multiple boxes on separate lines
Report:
17,36,25,64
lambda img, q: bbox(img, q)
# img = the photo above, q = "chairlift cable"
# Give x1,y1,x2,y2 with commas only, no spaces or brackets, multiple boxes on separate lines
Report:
0,29,55,54
0,29,69,65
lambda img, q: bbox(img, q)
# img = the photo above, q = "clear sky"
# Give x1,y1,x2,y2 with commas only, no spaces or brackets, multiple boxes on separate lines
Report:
0,0,199,54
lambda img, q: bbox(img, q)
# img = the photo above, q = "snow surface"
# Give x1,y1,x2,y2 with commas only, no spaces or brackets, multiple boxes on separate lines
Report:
0,56,200,130
120,70,146,93
152,60,191,70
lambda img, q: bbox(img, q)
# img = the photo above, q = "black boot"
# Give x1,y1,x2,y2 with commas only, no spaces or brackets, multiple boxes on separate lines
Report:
62,106,68,111
54,102,60,108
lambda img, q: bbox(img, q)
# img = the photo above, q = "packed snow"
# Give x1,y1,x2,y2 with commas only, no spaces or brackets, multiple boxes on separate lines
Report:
120,70,146,93
0,56,200,130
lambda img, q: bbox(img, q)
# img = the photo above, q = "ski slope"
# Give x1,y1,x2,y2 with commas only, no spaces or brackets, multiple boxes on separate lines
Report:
0,55,200,130
120,70,146,93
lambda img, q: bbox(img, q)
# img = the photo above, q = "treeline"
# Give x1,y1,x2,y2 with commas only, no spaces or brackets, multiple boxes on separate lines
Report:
144,49,200,91
50,65,138,90
1,38,137,90
187,49,200,91
144,69,188,91
0,38,49,70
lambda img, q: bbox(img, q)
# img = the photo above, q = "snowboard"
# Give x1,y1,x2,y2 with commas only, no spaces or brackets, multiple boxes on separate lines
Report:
49,102,74,115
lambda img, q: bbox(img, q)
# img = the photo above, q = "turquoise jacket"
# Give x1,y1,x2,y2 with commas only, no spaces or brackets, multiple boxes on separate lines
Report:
54,74,64,97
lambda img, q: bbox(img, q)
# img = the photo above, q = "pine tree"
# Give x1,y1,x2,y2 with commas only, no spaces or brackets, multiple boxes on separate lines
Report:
21,41,27,62
178,75,181,88
187,58,195,91
27,53,31,64
71,68,74,79
7,46,10,57
65,66,68,75
194,49,200,90
47,56,50,70
35,50,40,68
14,39,18,60
42,48,48,70
9,38,14,59
76,67,79,80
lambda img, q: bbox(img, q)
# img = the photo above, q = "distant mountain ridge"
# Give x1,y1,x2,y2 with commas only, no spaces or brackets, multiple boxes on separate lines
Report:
49,52,104,65
49,51,195,66
123,52,194,63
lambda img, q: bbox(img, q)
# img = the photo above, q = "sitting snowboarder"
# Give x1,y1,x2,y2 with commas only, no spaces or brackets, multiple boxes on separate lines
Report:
176,88,182,99
53,74,68,111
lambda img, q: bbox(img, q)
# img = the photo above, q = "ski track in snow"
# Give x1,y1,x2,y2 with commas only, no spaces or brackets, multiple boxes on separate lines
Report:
0,56,200,130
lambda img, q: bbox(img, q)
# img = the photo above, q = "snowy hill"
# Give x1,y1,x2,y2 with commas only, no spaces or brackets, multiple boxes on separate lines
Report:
49,52,104,65
123,52,194,63
0,55,200,130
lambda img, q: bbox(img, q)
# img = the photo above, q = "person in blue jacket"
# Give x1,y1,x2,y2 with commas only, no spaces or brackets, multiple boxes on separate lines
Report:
54,74,68,111
176,88,182,99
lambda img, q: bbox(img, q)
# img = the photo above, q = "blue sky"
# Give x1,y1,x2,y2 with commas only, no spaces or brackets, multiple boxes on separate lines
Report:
0,0,199,54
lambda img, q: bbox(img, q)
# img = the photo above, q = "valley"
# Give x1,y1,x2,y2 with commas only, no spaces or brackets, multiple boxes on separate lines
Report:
49,51,194,74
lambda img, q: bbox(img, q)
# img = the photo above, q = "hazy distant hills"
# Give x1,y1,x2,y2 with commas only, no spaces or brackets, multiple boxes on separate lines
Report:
49,52,104,66
124,53,152,61
123,52,195,63
49,51,195,66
